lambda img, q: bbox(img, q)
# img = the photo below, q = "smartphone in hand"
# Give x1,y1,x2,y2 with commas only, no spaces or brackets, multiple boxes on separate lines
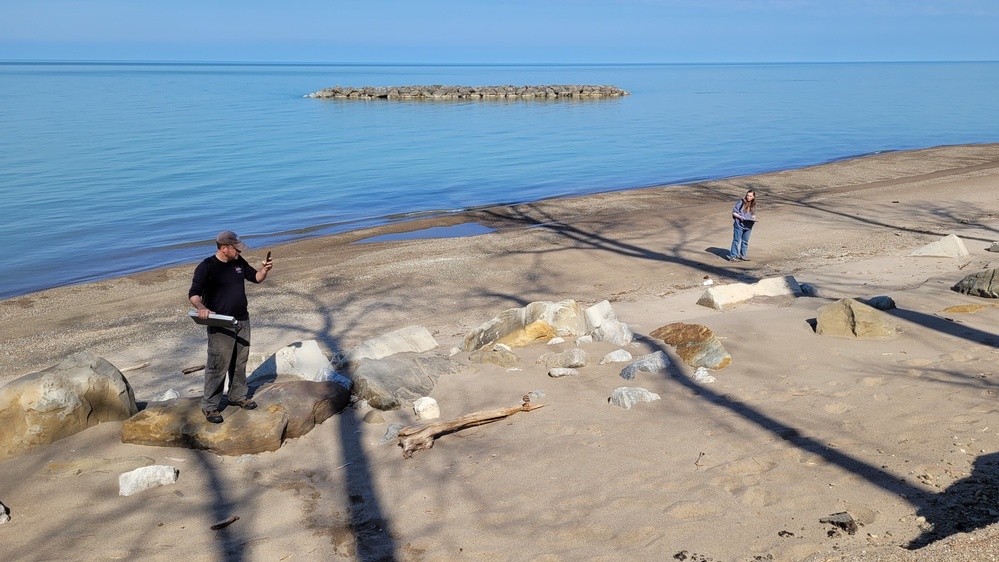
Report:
266,251,272,261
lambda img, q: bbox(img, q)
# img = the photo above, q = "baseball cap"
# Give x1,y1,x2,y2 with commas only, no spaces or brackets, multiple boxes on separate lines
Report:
216,230,249,252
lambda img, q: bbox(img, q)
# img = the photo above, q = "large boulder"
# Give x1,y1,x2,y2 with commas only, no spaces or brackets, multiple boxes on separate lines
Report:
650,323,731,370
346,356,461,410
697,275,802,310
121,397,288,456
0,352,138,460
462,300,586,351
248,340,331,383
815,298,896,338
252,379,351,439
339,326,439,368
953,268,999,298
120,378,351,455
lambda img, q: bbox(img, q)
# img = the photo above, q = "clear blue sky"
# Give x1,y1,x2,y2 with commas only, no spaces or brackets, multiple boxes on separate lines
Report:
1,0,996,64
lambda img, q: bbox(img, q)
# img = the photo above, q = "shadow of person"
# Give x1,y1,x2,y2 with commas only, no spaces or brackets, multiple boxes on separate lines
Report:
907,451,999,549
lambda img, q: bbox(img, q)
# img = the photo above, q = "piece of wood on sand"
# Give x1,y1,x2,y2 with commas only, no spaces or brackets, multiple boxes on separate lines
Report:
398,394,544,459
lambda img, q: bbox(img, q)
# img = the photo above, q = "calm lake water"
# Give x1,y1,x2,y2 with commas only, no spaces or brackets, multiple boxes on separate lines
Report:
1,61,998,299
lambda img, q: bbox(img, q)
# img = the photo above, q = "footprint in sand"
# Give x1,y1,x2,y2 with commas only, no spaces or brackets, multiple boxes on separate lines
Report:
824,402,853,414
666,501,722,520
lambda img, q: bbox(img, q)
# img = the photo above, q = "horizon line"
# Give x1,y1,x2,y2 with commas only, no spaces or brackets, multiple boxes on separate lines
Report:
1,58,997,67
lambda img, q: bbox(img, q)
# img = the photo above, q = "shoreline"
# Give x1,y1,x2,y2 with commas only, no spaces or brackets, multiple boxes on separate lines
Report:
5,143,999,559
5,141,996,303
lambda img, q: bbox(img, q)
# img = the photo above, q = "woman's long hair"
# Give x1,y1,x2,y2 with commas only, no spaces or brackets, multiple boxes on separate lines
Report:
741,190,757,216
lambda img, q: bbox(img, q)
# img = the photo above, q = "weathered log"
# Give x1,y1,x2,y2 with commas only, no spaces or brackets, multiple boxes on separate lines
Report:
397,395,543,458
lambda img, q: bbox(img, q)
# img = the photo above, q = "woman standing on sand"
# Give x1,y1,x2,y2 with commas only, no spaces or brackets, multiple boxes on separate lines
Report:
727,189,757,261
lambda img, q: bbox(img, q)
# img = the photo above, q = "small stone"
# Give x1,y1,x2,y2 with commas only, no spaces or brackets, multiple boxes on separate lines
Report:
548,368,579,378
363,410,385,424
413,397,440,420
119,465,179,497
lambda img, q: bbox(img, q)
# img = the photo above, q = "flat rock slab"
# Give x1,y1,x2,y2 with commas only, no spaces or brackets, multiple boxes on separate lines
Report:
121,397,288,456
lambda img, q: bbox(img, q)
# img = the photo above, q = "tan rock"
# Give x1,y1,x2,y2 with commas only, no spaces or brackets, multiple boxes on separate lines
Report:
815,298,896,338
0,352,138,460
121,397,288,456
251,379,351,439
496,320,558,348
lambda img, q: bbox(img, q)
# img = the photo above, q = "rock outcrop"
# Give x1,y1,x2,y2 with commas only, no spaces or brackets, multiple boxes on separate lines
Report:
0,352,138,460
120,378,351,456
346,356,461,411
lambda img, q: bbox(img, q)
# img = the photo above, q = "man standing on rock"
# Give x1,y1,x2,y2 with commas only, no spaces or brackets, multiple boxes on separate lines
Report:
189,230,273,424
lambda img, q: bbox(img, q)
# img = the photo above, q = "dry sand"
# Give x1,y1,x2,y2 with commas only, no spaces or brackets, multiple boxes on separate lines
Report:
4,144,999,561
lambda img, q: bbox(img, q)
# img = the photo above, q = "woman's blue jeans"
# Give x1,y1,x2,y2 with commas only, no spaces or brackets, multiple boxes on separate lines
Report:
730,222,752,259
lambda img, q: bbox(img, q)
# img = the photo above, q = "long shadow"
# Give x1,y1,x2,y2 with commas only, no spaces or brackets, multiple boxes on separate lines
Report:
908,452,999,548
633,332,999,550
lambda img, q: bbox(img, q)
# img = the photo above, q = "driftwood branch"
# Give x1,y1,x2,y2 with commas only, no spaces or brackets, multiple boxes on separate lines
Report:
398,395,543,459
182,364,206,375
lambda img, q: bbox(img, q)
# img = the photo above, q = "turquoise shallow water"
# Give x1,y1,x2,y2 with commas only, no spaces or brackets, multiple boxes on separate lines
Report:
1,61,998,299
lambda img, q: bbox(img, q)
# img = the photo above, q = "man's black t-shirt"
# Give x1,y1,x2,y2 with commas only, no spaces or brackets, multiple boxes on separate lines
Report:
188,255,259,321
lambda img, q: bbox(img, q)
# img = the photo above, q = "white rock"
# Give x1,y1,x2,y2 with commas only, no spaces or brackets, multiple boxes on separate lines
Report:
609,387,661,410
599,350,634,364
592,319,634,346
0,500,9,524
547,337,566,345
155,388,180,401
119,465,179,497
697,275,803,310
909,233,969,258
249,340,331,382
989,241,999,253
548,368,579,378
413,397,440,420
341,326,438,367
584,300,617,332
692,367,717,384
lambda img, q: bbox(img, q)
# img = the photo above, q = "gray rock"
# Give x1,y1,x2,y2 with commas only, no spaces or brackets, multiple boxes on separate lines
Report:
0,352,138,460
619,351,670,380
468,346,521,368
118,465,179,497
378,424,405,444
592,319,634,346
609,387,661,410
537,348,589,369
0,500,9,524
864,295,897,310
953,268,999,298
347,356,461,410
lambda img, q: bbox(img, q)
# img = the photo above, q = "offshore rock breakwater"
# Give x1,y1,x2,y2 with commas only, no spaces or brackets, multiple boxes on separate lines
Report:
307,84,630,100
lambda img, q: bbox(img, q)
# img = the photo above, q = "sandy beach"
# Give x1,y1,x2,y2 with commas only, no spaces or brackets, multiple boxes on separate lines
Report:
5,143,999,561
